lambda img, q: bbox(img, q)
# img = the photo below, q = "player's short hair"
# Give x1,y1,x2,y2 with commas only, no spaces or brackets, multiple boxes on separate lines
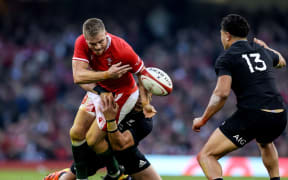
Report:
221,14,250,38
83,18,106,38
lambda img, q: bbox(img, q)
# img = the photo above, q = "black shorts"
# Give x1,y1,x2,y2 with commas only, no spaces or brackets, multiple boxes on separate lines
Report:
70,146,150,176
219,108,287,147
114,146,150,175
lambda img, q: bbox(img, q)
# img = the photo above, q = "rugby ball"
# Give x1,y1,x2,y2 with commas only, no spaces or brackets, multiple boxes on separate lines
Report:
140,67,173,96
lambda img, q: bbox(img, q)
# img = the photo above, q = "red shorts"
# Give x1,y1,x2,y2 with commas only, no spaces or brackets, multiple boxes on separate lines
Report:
80,89,139,131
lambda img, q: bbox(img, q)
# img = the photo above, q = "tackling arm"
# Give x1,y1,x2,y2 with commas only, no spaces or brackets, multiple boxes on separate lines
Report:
137,67,157,118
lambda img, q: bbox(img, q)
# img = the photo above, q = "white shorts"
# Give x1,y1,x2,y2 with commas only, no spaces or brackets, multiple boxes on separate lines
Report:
79,90,139,130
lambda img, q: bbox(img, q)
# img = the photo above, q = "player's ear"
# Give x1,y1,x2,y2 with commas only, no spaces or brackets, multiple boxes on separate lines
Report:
225,32,232,41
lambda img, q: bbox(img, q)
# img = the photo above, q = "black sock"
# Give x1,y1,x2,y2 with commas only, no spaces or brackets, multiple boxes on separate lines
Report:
97,147,119,176
214,178,223,180
271,177,280,180
71,141,90,179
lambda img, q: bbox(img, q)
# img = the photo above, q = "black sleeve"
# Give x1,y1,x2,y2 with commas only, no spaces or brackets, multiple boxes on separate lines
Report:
129,115,153,145
215,53,232,76
264,48,280,67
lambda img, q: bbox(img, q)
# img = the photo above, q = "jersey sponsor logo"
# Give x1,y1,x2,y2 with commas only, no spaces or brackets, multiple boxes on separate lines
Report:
233,134,247,145
139,160,147,168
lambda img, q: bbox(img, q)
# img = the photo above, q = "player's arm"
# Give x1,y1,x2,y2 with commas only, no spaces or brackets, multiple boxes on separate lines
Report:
101,95,135,151
72,61,132,84
192,75,232,132
254,38,286,68
119,40,157,118
137,69,157,118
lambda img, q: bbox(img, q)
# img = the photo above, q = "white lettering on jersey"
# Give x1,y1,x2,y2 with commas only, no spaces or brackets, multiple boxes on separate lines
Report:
233,134,247,145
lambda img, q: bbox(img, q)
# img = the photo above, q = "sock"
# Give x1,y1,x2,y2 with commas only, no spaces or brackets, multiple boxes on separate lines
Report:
71,140,89,179
214,178,223,180
97,147,120,176
271,177,280,180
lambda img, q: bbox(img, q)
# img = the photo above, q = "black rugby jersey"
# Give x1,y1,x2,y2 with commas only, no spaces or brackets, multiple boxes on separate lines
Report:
215,40,284,110
118,110,153,146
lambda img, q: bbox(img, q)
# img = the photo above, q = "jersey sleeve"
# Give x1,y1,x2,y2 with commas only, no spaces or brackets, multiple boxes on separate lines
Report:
119,41,144,74
264,48,280,67
129,114,152,145
215,53,232,76
72,36,90,63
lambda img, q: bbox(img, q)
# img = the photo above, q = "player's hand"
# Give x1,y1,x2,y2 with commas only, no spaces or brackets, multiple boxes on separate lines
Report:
143,104,157,118
107,62,132,79
192,117,205,132
101,94,119,120
254,38,269,49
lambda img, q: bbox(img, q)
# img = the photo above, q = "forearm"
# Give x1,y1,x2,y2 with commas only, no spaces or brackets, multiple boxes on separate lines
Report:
266,47,286,67
108,131,133,151
78,83,97,93
202,93,227,124
137,75,150,105
74,70,109,84
106,120,134,151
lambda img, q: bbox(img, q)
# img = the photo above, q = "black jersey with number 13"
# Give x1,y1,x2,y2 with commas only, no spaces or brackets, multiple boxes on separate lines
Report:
215,40,284,110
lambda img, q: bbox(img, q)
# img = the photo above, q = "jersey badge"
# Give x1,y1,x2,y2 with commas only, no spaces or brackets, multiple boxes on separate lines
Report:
107,58,112,66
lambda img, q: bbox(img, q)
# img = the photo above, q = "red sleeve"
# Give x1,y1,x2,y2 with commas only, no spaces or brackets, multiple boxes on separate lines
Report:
119,40,144,74
72,35,90,63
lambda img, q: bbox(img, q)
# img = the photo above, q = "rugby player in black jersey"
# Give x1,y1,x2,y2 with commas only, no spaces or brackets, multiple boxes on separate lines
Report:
192,14,287,180
44,94,161,180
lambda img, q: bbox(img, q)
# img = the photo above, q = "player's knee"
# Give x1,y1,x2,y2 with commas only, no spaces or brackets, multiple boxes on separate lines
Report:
69,126,86,141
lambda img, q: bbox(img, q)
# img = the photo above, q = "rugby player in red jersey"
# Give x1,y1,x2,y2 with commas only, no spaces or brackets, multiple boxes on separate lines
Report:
70,18,156,180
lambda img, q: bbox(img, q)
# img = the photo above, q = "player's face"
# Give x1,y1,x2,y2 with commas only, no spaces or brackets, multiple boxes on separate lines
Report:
85,30,108,56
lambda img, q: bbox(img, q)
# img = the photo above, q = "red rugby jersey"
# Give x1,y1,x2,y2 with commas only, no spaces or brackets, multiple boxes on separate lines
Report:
72,33,144,93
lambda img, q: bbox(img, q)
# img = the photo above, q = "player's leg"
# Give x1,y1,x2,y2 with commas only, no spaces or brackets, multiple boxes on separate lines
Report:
257,142,280,179
197,128,238,180
59,171,76,180
255,110,287,180
131,165,161,180
70,95,95,180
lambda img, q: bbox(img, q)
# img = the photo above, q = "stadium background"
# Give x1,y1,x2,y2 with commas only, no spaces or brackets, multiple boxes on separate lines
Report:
0,0,287,179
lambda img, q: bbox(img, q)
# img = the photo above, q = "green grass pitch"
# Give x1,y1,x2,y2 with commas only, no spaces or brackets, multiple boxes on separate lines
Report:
1,170,288,180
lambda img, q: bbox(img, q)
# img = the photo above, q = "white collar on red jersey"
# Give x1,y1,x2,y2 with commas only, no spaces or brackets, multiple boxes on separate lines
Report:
105,34,112,51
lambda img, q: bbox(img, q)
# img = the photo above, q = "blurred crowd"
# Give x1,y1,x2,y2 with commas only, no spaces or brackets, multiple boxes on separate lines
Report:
0,1,287,161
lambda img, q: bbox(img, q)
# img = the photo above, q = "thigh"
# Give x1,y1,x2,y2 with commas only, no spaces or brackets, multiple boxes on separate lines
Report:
70,95,95,139
219,109,256,147
86,119,107,152
200,128,238,160
131,165,161,180
256,110,287,144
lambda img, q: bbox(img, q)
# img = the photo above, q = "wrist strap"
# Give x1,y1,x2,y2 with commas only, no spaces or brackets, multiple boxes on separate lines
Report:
107,119,117,132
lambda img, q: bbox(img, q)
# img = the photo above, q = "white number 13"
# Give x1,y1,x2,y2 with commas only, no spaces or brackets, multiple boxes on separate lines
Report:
242,53,267,73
